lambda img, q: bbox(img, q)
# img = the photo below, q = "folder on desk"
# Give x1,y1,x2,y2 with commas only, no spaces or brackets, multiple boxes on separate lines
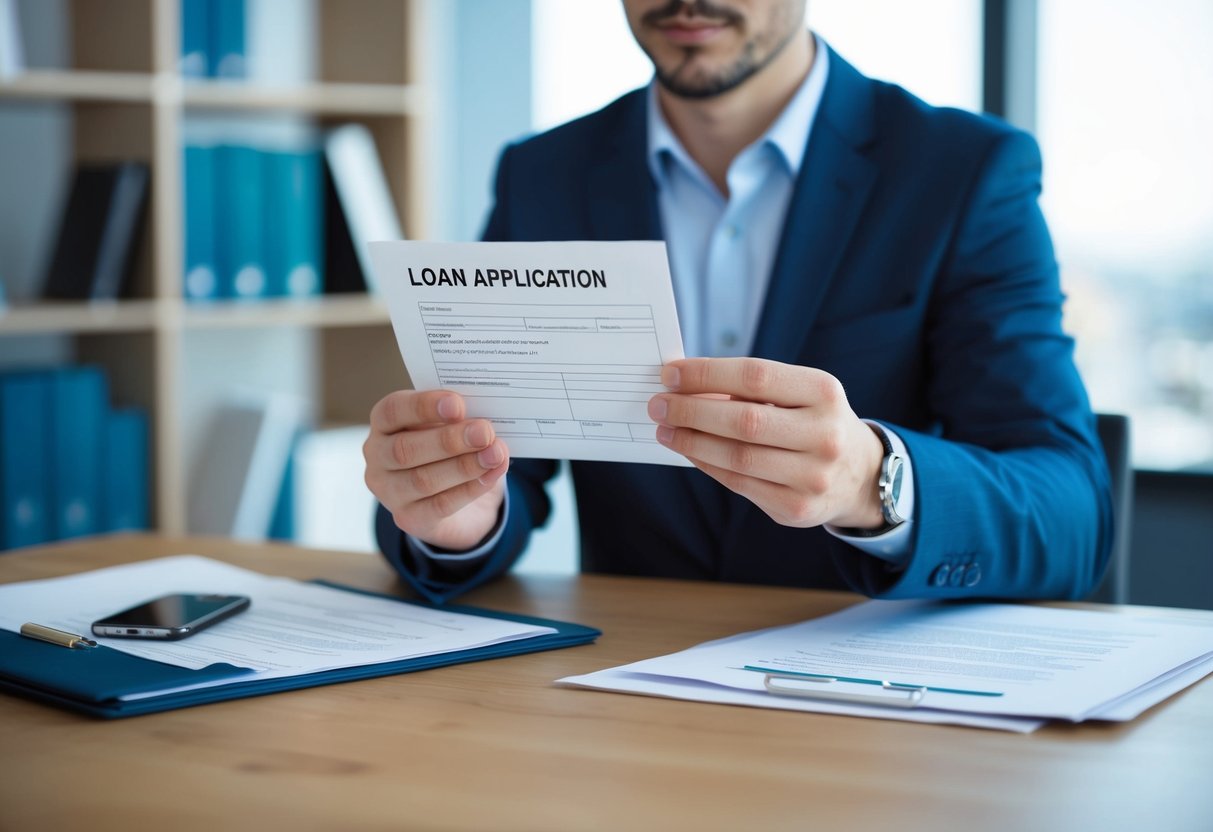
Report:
0,560,600,720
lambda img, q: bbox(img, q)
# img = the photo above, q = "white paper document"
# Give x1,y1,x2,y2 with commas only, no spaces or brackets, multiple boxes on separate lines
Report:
0,555,555,700
369,240,690,465
558,600,1213,732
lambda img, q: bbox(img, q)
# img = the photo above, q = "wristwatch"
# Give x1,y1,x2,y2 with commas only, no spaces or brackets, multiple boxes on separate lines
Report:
841,423,907,537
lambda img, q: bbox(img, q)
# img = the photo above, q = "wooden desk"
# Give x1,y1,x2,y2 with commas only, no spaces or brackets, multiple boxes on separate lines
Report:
2,535,1210,832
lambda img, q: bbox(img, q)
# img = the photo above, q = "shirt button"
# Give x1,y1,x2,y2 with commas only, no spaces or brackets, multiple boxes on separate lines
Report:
723,224,739,239
720,331,738,348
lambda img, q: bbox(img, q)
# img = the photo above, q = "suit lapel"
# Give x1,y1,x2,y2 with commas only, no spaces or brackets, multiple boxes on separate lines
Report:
750,49,879,364
586,91,731,556
587,91,663,242
725,50,881,561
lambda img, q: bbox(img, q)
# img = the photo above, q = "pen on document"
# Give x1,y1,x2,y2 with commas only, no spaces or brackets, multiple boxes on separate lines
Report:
741,665,1004,697
20,622,98,650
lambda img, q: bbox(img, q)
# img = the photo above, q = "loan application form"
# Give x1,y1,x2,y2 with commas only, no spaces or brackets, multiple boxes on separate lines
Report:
370,241,689,465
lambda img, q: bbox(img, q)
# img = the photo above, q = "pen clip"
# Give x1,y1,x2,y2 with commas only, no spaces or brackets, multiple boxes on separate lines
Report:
762,673,926,709
20,622,98,650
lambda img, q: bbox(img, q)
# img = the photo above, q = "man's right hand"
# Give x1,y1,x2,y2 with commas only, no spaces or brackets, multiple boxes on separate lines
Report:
364,390,510,551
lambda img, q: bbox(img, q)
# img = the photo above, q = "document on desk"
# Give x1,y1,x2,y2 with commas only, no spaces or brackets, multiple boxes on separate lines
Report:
369,240,690,466
0,555,556,700
558,600,1213,733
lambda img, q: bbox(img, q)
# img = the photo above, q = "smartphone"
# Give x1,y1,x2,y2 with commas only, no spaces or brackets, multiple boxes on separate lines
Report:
91,593,251,640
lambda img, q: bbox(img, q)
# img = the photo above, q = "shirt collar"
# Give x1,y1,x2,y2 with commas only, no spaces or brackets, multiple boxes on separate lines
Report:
646,32,831,187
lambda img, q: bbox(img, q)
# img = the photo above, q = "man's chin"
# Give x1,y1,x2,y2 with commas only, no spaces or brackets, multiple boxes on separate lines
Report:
657,67,750,100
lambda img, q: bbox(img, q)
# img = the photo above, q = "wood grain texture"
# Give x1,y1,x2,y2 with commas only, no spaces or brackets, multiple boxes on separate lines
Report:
1,534,1210,832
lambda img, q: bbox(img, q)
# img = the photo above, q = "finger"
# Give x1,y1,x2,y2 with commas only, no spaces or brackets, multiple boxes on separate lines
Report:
370,419,496,472
663,358,845,408
412,456,511,522
650,394,833,451
655,423,804,478
391,439,509,502
689,457,823,528
370,389,465,434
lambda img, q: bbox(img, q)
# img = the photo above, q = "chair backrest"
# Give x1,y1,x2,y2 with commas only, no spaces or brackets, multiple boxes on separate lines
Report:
1089,413,1132,603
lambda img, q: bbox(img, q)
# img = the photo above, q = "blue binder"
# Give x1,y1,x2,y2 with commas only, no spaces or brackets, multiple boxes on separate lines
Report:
0,373,52,550
215,143,266,300
179,0,210,78
264,148,323,298
183,143,220,301
49,367,108,540
103,408,149,532
0,582,600,719
210,0,246,79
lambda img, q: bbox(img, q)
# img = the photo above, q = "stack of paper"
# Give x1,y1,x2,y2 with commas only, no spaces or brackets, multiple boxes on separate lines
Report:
558,600,1213,733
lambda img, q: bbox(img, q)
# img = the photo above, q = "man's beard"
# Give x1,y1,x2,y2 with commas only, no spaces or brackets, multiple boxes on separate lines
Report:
642,0,801,99
655,40,765,99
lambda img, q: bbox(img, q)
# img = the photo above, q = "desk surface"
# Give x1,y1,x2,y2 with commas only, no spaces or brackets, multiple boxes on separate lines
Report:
1,535,1210,832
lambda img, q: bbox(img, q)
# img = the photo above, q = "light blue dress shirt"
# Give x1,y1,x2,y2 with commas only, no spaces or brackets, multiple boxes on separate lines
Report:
416,34,913,566
646,35,913,563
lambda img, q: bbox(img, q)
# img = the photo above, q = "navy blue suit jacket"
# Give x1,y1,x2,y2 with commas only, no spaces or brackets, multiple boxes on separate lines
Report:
378,49,1113,603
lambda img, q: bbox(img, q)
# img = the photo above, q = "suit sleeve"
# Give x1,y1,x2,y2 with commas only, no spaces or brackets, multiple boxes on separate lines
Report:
375,144,559,602
829,129,1114,600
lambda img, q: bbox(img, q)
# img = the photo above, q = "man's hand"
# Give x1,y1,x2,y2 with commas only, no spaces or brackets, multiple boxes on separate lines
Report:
647,358,886,530
364,390,510,551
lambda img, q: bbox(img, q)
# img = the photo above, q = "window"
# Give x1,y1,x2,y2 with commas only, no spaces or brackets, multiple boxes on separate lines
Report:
809,0,983,111
532,0,651,131
1037,0,1213,470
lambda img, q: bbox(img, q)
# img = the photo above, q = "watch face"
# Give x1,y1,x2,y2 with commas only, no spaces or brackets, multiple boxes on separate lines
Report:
881,454,906,525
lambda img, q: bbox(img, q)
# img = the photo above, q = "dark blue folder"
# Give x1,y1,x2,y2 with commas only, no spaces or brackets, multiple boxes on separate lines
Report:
49,367,108,540
0,581,600,719
0,372,52,550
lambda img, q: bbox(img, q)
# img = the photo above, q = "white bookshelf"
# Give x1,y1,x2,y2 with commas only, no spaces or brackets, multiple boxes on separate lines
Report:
0,0,425,535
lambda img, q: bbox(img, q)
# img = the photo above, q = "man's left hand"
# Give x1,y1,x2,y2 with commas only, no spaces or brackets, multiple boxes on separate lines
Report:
648,357,886,530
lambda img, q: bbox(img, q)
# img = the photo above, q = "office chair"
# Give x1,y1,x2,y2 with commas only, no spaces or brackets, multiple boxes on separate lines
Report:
1129,469,1213,610
1089,413,1132,604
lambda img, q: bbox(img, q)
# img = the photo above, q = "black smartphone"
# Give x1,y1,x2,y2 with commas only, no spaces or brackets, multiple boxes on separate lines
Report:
91,593,251,640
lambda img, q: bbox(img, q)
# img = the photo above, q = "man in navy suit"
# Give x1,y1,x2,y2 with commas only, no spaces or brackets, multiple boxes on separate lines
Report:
364,0,1113,603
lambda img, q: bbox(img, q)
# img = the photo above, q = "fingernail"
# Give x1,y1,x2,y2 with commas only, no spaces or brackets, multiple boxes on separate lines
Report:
662,367,680,390
477,444,504,469
465,422,490,448
437,396,459,420
656,425,675,444
648,397,668,422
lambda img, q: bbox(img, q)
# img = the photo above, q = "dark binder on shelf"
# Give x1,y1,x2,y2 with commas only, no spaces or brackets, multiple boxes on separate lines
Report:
0,581,600,719
322,124,402,295
323,157,367,293
42,162,150,301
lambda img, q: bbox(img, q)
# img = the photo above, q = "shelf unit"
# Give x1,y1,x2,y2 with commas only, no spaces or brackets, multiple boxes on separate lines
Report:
0,0,426,535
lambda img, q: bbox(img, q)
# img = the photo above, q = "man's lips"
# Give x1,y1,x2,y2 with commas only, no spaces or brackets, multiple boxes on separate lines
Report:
654,17,730,45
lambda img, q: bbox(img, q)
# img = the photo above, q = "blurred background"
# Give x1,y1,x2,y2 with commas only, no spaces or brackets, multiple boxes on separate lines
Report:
0,0,1209,606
